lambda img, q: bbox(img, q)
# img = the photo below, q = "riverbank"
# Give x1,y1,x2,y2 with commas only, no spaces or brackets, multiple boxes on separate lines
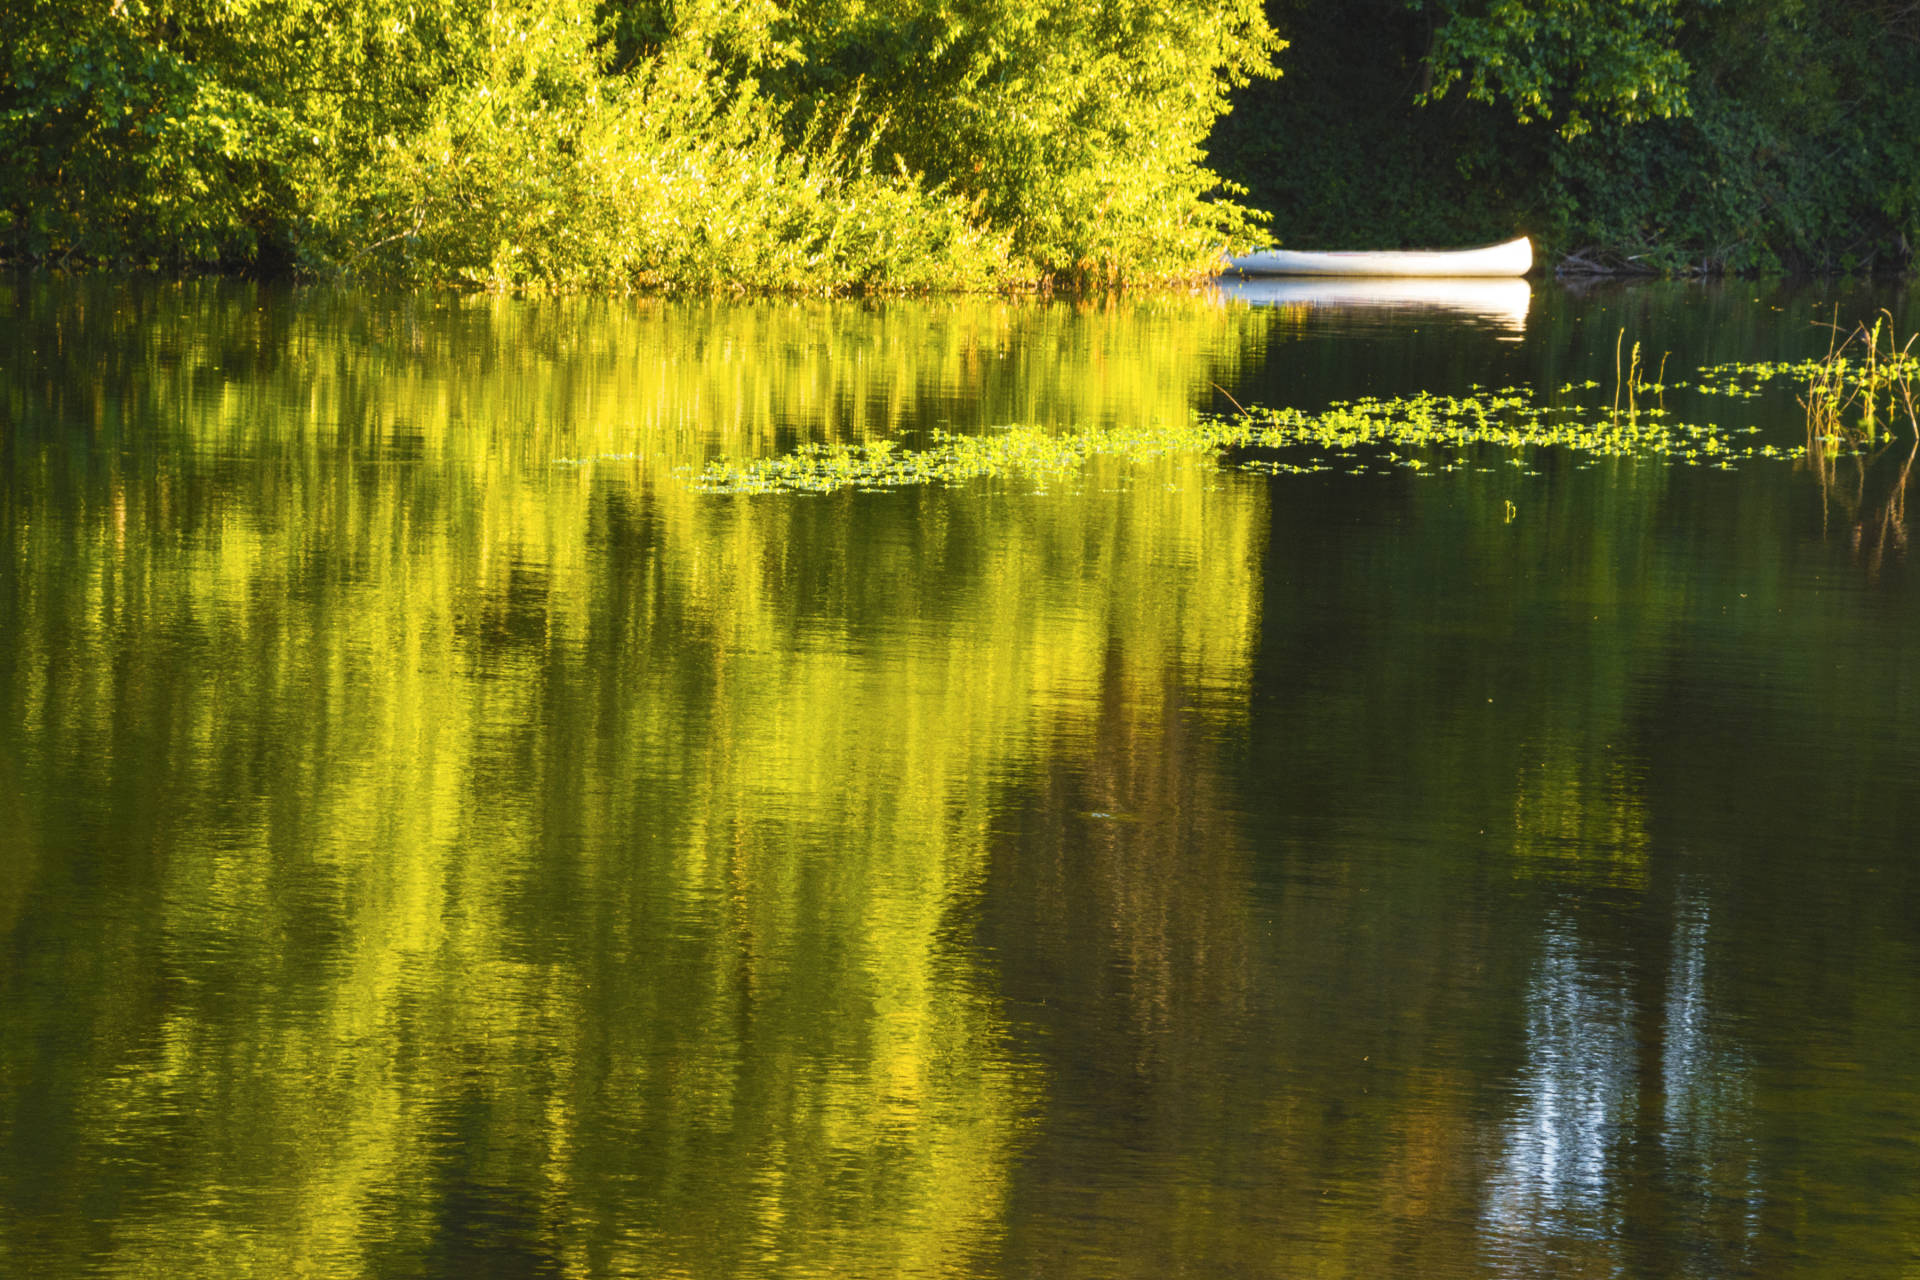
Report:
1207,0,1917,280
6,0,1913,290
0,0,1273,292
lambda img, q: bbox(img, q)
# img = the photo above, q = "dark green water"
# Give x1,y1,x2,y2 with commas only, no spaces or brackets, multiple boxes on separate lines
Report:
3,275,1918,1278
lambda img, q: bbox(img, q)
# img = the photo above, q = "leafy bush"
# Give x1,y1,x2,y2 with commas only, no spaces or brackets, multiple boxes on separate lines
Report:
758,0,1280,282
0,0,1276,288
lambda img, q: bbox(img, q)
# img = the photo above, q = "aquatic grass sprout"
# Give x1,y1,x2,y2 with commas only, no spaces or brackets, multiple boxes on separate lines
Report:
1694,325,1919,398
679,375,1809,495
1801,314,1919,446
1694,314,1919,447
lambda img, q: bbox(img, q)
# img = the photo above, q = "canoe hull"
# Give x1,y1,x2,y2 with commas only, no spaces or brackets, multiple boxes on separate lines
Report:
1226,236,1532,278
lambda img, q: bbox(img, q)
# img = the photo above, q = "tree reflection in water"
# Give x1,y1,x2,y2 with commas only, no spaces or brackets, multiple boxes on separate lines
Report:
1658,891,1761,1265
1485,891,1760,1276
1486,914,1637,1251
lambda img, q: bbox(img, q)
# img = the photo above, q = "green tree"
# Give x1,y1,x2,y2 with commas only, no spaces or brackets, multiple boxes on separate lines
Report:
1208,0,1918,272
757,0,1281,280
1414,0,1694,139
3,0,1279,285
0,0,297,263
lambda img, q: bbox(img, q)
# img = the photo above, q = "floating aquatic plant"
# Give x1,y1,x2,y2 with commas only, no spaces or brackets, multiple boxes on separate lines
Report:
682,378,1796,495
627,333,1920,496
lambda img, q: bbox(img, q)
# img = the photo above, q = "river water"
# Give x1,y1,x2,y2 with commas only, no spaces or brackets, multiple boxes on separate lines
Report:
2,275,1917,1277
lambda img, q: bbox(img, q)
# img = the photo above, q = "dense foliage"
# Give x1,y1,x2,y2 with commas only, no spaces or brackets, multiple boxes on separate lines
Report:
1210,0,1920,273
5,0,1914,282
0,0,1275,286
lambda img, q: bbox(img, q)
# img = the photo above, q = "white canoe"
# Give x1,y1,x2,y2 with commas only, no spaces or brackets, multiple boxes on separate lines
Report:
1227,236,1532,278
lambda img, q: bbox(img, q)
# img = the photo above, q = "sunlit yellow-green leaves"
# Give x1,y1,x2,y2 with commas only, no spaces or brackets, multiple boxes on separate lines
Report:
757,0,1279,282
1,0,1274,287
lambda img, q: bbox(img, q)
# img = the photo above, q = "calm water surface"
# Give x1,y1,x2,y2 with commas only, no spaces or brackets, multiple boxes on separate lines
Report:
3,276,1918,1277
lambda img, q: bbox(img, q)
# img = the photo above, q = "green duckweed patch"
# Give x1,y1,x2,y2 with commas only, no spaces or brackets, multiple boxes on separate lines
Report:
681,382,1792,495
573,340,1919,496
1691,356,1920,403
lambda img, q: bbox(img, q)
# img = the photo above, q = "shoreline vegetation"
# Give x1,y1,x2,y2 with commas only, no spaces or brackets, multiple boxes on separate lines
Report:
3,0,1914,291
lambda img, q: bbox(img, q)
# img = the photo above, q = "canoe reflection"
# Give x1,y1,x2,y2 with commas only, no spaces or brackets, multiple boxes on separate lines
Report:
1215,275,1531,335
